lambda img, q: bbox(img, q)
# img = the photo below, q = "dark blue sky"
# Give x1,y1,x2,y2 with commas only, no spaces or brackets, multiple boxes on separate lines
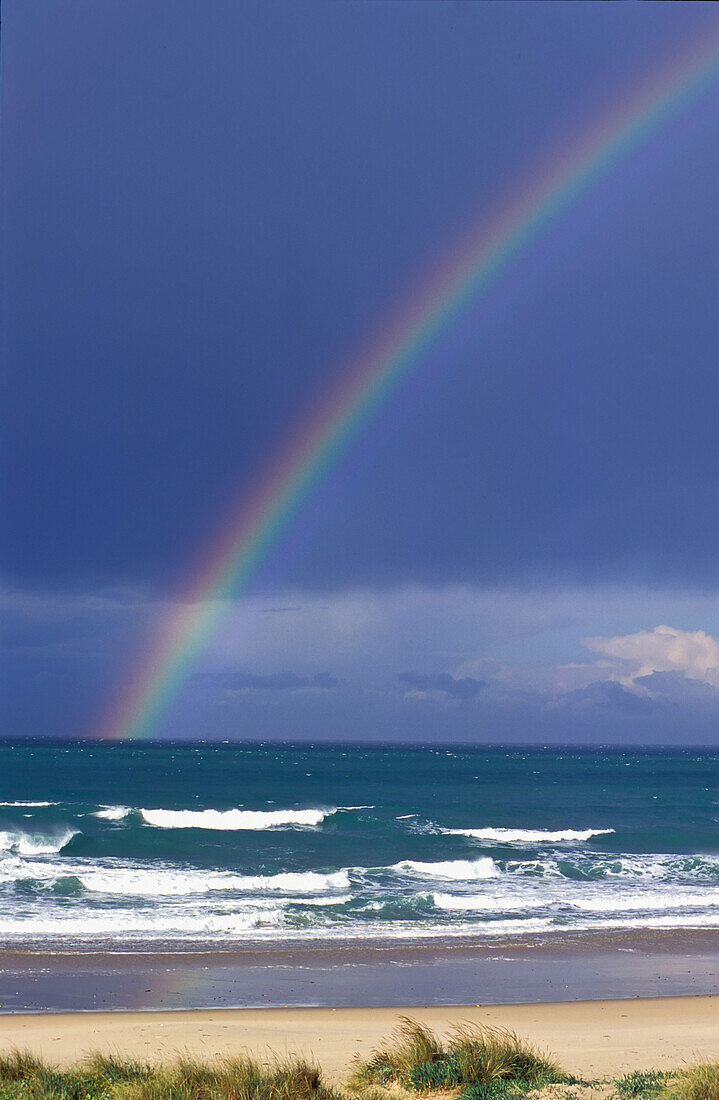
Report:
4,2,719,741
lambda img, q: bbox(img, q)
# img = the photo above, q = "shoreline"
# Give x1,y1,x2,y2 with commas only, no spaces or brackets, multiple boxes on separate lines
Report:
1,997,718,1082
6,924,719,957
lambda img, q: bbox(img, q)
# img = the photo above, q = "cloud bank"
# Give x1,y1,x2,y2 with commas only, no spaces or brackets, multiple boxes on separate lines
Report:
6,582,719,741
398,671,485,701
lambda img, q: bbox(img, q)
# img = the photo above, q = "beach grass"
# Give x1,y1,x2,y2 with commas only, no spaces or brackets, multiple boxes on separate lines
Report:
349,1016,566,1094
0,1033,567,1100
2,1037,717,1100
0,1050,342,1100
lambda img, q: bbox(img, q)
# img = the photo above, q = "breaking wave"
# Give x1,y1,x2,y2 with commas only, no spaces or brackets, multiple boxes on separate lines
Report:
76,867,350,896
393,857,500,880
0,829,77,856
433,892,542,911
140,807,333,830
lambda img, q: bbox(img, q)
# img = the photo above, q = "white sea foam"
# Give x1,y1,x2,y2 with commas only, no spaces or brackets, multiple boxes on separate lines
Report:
7,882,719,945
393,857,500,880
568,889,719,913
140,807,332,830
0,902,563,943
497,853,719,881
432,892,542,911
294,894,352,906
431,880,719,917
603,857,671,879
423,912,719,936
0,828,77,856
0,907,286,939
0,855,58,883
596,855,704,880
502,859,564,877
444,827,614,843
581,913,719,931
94,806,131,821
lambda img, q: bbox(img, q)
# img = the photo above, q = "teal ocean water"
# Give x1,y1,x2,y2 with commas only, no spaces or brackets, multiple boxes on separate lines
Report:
2,742,719,952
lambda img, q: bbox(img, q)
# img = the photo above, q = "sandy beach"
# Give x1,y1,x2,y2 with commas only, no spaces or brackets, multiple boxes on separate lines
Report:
1,997,718,1085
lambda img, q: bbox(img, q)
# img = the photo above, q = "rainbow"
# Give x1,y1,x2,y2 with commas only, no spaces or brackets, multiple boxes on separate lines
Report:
97,29,719,741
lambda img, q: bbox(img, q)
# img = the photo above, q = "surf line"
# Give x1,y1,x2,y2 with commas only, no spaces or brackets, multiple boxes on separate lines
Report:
97,29,719,741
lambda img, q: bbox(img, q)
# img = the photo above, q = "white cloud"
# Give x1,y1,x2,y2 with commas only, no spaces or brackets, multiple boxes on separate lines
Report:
583,625,719,688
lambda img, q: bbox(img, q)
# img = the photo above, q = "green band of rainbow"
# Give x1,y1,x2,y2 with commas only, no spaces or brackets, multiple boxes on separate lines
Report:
97,29,719,741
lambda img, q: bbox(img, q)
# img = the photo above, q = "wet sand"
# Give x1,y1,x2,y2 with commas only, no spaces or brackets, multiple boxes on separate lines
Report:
1,997,718,1083
2,931,719,1012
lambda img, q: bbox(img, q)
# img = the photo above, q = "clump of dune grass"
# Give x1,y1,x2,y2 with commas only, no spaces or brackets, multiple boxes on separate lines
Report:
614,1071,674,1099
658,1064,719,1100
457,1085,549,1100
351,1018,443,1087
0,1051,103,1100
350,1016,565,1094
0,1052,48,1083
124,1055,339,1100
85,1054,153,1085
0,1050,341,1100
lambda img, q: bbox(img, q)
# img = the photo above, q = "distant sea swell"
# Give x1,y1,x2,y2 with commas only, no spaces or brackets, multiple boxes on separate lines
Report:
2,742,719,950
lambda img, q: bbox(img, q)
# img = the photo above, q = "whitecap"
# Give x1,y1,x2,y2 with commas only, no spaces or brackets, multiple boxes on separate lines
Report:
93,806,131,821
0,801,56,808
443,827,614,843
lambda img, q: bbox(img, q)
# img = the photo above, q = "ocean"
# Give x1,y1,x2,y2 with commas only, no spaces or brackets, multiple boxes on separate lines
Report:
2,742,719,953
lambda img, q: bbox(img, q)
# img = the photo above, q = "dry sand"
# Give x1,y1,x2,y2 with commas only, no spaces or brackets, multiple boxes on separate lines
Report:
1,997,718,1084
